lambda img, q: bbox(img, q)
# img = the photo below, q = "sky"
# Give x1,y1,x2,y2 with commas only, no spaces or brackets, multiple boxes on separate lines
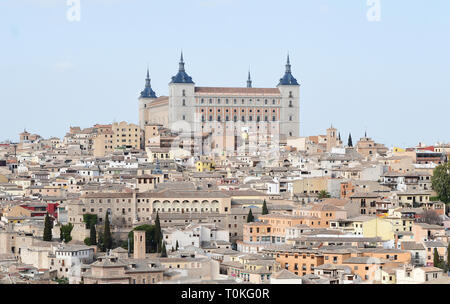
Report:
0,0,449,148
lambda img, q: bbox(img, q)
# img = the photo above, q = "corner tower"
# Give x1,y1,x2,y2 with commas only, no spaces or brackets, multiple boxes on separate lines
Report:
138,67,157,129
168,52,195,132
277,54,300,138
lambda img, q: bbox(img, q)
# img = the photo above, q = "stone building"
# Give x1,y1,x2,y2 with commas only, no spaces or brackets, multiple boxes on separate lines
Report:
138,53,301,155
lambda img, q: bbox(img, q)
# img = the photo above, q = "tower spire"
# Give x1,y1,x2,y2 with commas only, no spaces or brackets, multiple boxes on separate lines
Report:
140,66,157,98
278,53,298,86
285,53,292,73
247,69,252,88
170,51,194,84
179,51,185,72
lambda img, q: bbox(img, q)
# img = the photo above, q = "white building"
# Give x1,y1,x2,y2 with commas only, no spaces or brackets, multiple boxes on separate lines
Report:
162,223,229,250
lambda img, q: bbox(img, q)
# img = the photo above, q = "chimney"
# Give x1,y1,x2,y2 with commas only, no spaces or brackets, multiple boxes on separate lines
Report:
133,230,146,259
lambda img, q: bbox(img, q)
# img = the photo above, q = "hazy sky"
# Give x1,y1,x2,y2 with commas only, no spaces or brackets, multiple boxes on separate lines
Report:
1,0,449,148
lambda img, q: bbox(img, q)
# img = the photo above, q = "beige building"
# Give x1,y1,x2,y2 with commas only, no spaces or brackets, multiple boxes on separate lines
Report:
74,189,232,228
139,54,301,155
356,134,388,158
112,121,141,150
292,177,329,196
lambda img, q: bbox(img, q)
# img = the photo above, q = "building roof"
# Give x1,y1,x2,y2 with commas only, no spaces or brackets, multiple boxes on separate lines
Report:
401,242,425,251
194,87,281,95
170,52,194,84
271,269,302,280
140,67,157,98
278,55,299,86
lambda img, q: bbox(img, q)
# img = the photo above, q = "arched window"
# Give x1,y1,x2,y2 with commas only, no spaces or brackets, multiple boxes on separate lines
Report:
289,100,293,107
182,99,186,106
182,89,186,97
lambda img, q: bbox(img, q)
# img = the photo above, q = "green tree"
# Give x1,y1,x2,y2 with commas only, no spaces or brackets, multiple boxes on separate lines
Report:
84,237,91,246
90,224,97,245
83,214,98,229
262,200,269,215
348,133,353,147
103,212,112,251
247,209,255,223
128,224,158,253
431,162,450,204
160,241,167,258
60,223,73,243
43,213,53,242
97,232,105,252
318,190,331,199
154,212,162,253
433,248,443,269
447,243,450,271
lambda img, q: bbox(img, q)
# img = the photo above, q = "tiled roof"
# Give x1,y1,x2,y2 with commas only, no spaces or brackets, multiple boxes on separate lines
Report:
194,87,281,95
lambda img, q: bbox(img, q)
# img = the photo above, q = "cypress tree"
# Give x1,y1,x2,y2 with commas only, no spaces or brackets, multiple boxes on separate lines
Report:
103,212,112,251
160,241,167,258
176,240,179,251
262,200,269,215
43,213,53,241
155,212,162,252
348,133,353,147
433,248,441,268
247,209,254,223
90,224,97,245
447,243,450,272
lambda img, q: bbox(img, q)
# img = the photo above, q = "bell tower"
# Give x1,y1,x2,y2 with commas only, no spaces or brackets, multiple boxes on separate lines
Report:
133,230,146,259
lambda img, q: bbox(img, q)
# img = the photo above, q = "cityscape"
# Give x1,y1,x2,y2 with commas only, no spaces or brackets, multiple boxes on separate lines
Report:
1,0,449,290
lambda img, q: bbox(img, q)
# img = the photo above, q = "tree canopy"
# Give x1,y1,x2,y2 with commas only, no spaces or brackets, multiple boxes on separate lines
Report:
127,224,158,253
247,209,255,223
60,223,73,243
318,190,331,199
43,213,53,242
262,200,269,215
431,162,450,204
103,212,112,251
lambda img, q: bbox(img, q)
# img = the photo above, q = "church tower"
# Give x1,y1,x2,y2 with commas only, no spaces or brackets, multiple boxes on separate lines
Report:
133,230,146,259
138,67,157,129
277,54,300,138
168,52,195,132
326,125,338,152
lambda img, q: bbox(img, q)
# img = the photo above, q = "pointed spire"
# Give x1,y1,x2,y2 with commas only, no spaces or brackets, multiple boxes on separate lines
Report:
247,69,252,88
140,66,157,98
178,51,185,72
171,51,194,84
365,131,367,138
278,53,298,86
145,65,151,87
285,53,291,73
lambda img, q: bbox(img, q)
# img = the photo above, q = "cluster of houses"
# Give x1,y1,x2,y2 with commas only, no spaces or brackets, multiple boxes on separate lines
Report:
0,126,449,284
